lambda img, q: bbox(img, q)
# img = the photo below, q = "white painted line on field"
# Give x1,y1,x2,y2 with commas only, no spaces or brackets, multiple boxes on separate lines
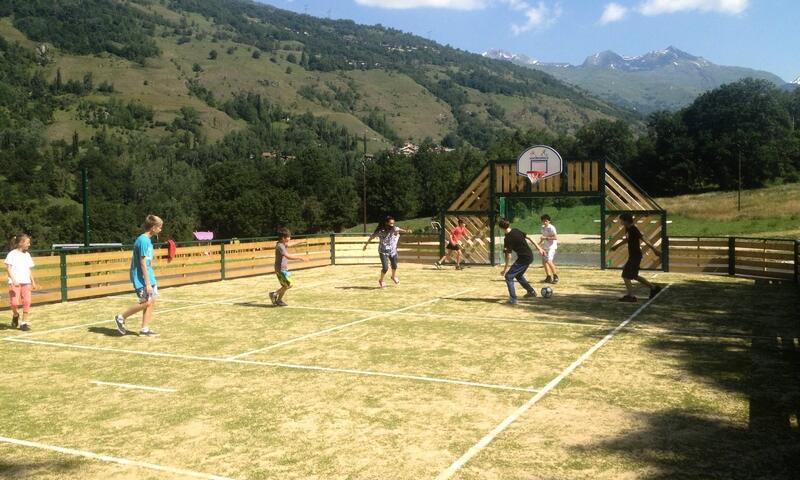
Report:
4,274,377,341
2,337,534,393
4,293,256,340
435,284,672,480
227,287,477,360
89,380,176,393
0,435,234,480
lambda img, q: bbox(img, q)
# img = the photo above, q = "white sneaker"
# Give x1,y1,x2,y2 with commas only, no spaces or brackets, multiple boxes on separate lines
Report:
114,314,127,335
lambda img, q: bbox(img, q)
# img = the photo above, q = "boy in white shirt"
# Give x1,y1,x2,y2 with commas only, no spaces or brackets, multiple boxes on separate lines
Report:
538,214,559,284
5,234,37,331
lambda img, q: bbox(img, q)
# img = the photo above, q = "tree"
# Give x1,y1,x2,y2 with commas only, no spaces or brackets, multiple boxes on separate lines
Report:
208,49,218,60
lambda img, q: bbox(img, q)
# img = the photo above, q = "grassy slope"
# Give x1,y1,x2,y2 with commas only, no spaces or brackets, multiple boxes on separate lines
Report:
0,1,633,149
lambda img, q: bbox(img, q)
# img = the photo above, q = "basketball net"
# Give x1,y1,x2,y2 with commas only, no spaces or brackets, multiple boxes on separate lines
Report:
526,170,545,185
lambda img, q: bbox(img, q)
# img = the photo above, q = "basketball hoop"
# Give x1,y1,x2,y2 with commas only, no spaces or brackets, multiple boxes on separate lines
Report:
526,170,545,185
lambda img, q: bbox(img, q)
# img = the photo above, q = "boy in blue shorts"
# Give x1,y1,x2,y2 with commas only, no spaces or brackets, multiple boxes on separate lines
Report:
113,214,162,336
270,228,307,307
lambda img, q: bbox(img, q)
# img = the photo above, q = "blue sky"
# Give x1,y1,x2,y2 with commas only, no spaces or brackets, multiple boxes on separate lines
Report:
263,0,798,82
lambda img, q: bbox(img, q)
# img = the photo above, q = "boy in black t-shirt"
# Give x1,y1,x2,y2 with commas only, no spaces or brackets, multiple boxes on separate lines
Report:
610,213,662,302
499,218,545,305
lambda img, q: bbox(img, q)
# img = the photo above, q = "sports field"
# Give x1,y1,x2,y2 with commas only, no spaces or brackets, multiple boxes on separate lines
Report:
1,264,798,479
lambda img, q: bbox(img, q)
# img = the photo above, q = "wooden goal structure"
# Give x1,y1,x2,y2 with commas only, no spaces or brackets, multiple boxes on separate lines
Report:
440,159,668,270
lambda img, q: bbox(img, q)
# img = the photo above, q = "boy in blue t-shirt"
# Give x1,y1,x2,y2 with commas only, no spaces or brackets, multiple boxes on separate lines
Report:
113,215,163,336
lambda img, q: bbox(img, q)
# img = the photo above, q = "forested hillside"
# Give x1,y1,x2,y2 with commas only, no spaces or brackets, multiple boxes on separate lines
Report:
0,0,798,248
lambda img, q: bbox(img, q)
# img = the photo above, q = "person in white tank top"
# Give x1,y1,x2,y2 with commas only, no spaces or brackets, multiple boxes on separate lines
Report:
538,214,559,284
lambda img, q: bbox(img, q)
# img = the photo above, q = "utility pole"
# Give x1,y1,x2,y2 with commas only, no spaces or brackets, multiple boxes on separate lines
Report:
362,131,367,233
738,149,742,212
82,167,90,247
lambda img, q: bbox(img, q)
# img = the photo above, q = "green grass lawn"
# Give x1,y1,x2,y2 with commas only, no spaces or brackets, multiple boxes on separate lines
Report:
1,264,798,479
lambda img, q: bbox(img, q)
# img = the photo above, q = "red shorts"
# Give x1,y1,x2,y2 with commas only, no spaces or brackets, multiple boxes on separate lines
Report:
8,284,32,313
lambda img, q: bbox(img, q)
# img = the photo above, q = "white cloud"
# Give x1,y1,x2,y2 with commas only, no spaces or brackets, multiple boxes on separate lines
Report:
354,0,489,9
355,0,561,33
638,0,749,16
509,2,562,34
599,3,628,24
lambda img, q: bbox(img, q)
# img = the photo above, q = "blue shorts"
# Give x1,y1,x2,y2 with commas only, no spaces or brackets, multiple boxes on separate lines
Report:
135,285,158,303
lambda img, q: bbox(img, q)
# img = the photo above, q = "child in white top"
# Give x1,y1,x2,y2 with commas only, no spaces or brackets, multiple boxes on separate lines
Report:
5,234,37,331
538,214,559,284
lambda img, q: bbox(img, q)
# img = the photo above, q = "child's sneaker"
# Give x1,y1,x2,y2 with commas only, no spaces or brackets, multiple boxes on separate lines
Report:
114,314,127,335
11,313,19,328
649,285,662,299
379,280,386,288
618,295,637,303
523,290,537,298
269,291,278,305
19,323,30,332
434,261,442,269
505,299,517,305
276,300,288,307
391,276,400,285
138,329,159,337
455,264,463,270
543,276,553,283
553,274,560,284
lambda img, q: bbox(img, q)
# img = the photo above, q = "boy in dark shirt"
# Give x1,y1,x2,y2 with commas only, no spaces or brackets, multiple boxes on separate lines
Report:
499,218,545,305
610,213,662,302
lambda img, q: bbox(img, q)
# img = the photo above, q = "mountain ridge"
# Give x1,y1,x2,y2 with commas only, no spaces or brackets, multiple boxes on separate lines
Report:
484,46,786,112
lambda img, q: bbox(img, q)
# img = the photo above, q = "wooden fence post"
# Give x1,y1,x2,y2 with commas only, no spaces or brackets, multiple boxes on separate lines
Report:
330,234,336,265
220,243,226,280
728,237,736,276
59,252,68,302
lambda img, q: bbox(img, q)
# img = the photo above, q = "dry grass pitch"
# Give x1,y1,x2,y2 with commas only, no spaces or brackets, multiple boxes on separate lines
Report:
1,264,798,479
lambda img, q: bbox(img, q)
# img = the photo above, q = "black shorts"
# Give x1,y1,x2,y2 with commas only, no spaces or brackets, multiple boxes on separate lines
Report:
622,256,642,279
446,242,461,251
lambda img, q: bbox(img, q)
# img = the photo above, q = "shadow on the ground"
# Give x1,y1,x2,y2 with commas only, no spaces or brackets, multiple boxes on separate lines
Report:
0,460,81,477
573,279,800,478
336,286,381,290
87,326,124,336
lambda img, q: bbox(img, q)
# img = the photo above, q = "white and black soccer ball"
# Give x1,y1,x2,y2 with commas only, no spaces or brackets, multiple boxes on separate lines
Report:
541,286,554,298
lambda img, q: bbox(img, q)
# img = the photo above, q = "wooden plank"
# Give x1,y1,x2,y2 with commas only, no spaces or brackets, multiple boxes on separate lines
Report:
66,261,130,276
582,161,591,191
668,239,729,248
155,264,221,276
450,165,488,211
156,273,223,288
734,250,795,261
735,258,794,270
66,272,130,288
67,283,130,300
669,265,728,274
66,250,131,263
734,241,795,252
29,255,62,267
591,160,599,191
735,268,795,280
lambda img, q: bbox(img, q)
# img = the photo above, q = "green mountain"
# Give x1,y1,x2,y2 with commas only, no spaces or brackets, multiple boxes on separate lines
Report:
484,46,786,113
0,0,637,150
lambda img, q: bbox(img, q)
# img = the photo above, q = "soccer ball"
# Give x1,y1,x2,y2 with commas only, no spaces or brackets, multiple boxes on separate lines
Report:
541,286,554,298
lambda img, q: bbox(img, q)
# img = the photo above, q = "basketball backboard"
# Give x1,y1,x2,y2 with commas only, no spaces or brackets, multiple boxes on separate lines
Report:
516,145,563,180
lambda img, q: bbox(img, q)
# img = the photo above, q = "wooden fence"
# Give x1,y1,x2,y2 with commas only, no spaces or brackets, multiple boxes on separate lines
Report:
668,236,798,282
0,234,444,310
2,234,796,310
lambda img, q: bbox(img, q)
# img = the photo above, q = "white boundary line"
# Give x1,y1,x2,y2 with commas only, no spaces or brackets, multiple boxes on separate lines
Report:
89,380,176,393
4,273,376,341
435,284,672,480
3,337,535,394
227,287,477,360
0,435,234,480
